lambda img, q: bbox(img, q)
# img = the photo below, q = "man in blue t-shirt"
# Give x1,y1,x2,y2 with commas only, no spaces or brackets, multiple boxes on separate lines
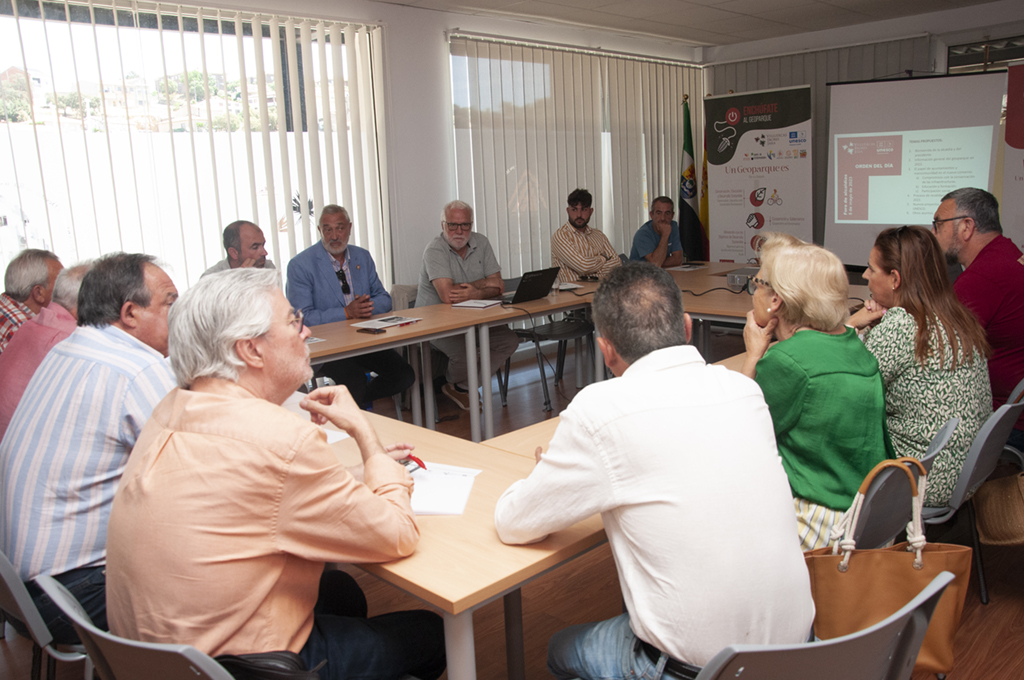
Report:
629,196,683,268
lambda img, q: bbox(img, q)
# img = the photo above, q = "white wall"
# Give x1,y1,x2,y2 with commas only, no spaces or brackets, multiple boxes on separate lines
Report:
703,0,1024,66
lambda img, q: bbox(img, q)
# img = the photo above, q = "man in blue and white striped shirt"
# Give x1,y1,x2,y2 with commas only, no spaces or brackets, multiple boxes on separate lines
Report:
0,252,178,645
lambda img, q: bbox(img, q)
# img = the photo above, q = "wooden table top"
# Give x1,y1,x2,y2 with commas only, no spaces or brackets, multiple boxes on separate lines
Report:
482,418,562,459
668,262,871,320
302,410,605,616
306,303,486,362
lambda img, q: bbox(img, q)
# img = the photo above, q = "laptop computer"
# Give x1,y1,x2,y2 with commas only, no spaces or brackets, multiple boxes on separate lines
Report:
502,267,561,305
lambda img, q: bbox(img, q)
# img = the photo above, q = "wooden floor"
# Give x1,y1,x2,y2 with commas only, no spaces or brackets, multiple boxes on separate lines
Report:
4,329,1024,679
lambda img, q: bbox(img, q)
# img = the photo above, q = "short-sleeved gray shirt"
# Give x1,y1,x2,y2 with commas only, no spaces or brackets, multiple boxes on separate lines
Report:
416,232,501,307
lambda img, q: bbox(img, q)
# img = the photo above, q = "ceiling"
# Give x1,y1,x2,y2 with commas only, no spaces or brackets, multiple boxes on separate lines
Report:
365,0,997,46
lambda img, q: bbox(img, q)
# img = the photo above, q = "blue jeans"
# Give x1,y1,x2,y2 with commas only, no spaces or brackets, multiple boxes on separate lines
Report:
547,613,699,680
9,566,108,645
299,570,446,680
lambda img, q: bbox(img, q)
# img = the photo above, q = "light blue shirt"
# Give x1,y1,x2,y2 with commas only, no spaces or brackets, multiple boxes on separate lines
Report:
0,324,175,581
629,220,682,262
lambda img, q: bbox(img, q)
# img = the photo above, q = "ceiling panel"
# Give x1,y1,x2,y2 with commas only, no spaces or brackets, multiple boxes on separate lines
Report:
368,0,999,46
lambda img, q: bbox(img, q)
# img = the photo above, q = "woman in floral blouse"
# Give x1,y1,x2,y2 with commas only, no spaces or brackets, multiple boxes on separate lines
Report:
849,225,992,506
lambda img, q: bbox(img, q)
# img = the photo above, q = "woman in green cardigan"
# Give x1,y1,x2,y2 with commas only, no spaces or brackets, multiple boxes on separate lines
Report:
741,234,894,551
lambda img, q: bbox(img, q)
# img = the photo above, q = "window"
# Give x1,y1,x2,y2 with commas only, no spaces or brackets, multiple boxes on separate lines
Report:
0,0,390,287
450,35,702,275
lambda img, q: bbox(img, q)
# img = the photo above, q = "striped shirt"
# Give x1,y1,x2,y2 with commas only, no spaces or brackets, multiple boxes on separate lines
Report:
0,292,34,355
0,324,175,581
550,222,620,284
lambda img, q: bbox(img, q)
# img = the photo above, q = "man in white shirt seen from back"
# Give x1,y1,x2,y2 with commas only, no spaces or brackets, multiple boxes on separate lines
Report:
494,261,814,680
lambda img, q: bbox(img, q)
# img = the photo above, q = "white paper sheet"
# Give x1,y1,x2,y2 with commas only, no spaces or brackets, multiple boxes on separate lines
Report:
410,462,482,515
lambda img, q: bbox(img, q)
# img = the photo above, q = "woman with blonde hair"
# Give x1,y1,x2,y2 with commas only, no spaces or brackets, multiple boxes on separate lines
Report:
742,234,893,551
848,226,991,506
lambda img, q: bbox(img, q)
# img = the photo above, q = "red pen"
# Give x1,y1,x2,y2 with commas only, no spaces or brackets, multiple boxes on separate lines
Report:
406,454,427,470
397,320,420,327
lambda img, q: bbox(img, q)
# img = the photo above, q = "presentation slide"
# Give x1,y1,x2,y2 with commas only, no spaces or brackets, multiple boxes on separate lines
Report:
824,73,1007,265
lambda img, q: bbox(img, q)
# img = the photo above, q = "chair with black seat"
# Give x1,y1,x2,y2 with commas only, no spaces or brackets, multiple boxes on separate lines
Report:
0,550,92,680
693,571,955,680
922,400,1024,605
849,418,959,550
998,376,1024,469
34,574,233,680
498,277,594,412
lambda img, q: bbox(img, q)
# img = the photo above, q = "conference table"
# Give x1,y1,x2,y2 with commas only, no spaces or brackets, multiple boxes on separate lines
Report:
305,285,602,442
290,405,607,680
305,263,870,442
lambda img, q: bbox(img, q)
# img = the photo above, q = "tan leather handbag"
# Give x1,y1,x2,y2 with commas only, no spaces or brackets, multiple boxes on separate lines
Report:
804,458,973,675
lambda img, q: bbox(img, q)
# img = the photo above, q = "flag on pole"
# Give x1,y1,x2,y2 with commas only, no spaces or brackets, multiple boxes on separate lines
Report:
699,126,710,260
679,97,705,261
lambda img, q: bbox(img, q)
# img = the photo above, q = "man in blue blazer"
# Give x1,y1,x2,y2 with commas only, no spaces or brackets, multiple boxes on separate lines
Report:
286,205,414,409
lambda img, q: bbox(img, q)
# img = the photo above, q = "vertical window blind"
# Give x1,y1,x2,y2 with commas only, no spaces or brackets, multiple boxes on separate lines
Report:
450,35,702,276
0,0,390,287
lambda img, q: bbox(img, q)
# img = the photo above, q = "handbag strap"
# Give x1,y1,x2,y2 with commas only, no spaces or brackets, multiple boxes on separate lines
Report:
828,458,928,571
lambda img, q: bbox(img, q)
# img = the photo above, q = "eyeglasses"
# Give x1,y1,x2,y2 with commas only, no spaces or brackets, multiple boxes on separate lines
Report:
444,222,473,232
289,308,304,334
746,276,771,295
335,269,351,295
931,215,968,231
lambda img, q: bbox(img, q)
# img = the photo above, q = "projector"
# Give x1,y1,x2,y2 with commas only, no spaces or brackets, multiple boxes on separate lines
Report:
727,267,759,292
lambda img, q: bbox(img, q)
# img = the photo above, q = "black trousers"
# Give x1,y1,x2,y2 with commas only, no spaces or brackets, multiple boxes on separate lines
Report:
316,349,415,407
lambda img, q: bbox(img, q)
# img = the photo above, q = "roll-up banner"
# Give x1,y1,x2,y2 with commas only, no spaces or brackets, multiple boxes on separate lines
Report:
1002,64,1024,253
704,86,813,263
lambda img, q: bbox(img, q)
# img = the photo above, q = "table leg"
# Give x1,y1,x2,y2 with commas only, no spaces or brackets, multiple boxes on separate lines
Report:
593,329,605,382
422,341,436,430
574,336,583,389
466,328,481,442
480,323,493,441
410,344,422,427
700,318,711,358
443,610,477,680
504,590,525,680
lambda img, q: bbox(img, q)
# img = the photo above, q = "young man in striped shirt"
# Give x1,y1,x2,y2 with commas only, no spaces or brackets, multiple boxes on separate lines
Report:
550,188,621,285
0,252,178,644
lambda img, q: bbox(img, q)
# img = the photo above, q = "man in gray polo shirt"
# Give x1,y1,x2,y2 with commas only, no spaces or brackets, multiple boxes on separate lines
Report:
416,200,519,410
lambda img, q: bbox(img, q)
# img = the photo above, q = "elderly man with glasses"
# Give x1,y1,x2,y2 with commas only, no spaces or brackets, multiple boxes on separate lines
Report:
106,268,445,680
415,199,519,410
286,204,415,410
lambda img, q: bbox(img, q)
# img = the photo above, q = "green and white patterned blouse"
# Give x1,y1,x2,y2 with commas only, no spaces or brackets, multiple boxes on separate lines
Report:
863,307,992,506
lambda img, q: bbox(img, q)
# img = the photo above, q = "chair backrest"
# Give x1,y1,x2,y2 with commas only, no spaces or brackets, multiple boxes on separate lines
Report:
390,284,418,312
944,401,1024,511
918,417,959,472
0,549,54,649
1009,376,1024,406
852,464,919,549
694,571,955,680
850,420,956,548
34,575,234,680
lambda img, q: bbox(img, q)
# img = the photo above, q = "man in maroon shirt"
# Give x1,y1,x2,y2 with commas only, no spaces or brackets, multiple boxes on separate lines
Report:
933,188,1024,450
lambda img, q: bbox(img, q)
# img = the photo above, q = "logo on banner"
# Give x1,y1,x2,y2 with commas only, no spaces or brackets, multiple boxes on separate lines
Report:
714,119,738,152
750,187,766,207
746,213,765,229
